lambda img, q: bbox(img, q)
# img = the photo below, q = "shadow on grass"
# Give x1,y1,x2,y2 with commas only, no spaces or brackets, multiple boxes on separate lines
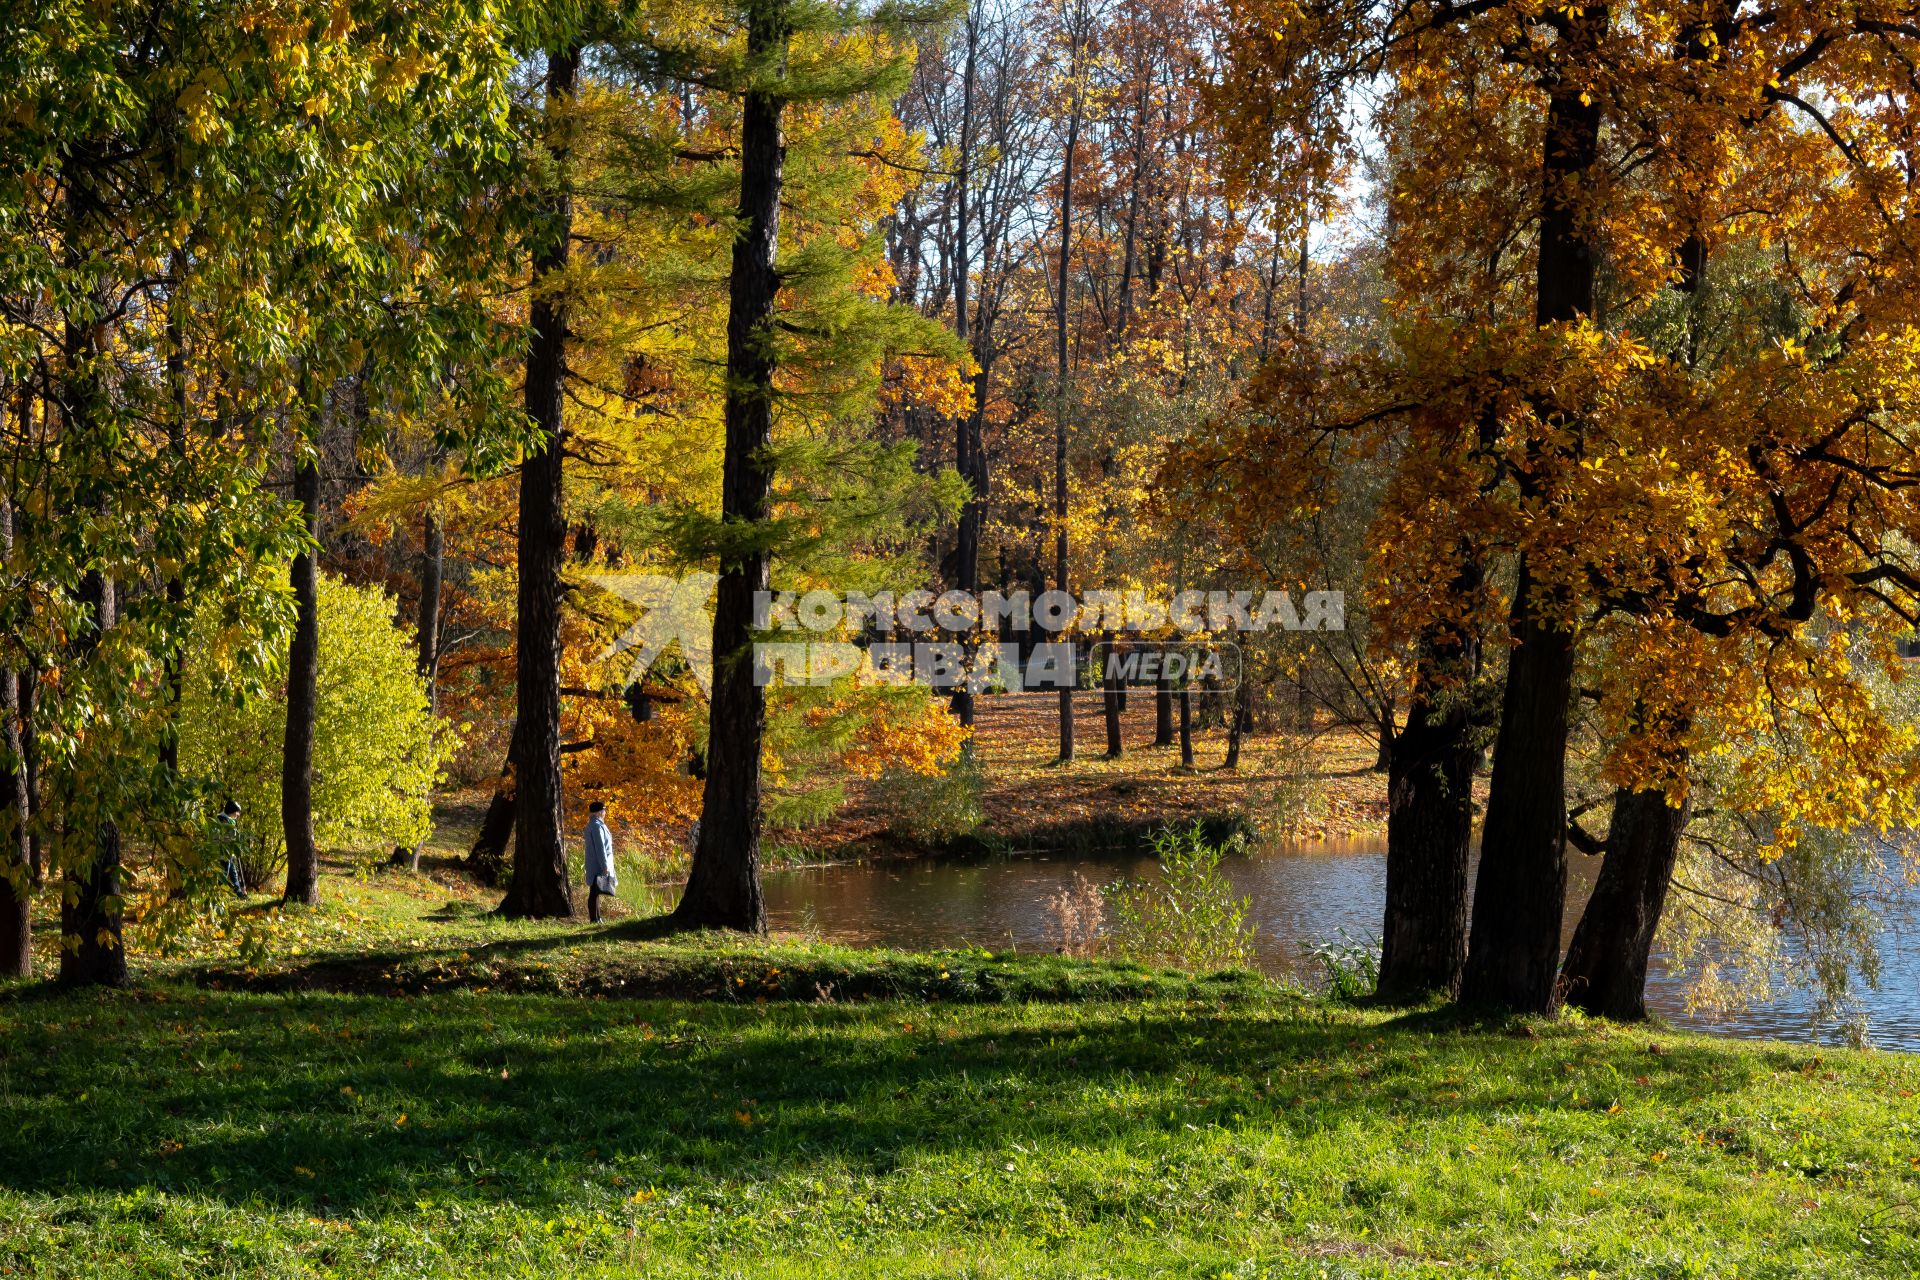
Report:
0,987,1761,1219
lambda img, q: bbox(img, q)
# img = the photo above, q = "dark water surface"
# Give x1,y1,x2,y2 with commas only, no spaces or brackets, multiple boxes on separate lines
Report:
762,841,1920,1051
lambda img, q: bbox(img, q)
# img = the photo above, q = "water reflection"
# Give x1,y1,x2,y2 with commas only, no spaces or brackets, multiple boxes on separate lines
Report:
763,841,1920,1051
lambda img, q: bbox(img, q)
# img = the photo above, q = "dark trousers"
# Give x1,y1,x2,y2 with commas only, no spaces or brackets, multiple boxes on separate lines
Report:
588,886,604,923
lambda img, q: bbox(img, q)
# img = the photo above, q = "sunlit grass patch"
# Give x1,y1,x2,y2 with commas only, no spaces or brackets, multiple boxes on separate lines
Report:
1,956,1916,1277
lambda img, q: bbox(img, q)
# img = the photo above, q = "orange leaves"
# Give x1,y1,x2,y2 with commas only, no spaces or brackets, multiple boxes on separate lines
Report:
1197,2,1920,870
840,694,970,781
562,702,704,862
884,351,975,421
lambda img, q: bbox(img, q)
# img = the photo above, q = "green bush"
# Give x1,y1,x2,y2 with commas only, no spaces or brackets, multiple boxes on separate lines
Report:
180,573,456,883
872,741,987,845
1105,823,1256,972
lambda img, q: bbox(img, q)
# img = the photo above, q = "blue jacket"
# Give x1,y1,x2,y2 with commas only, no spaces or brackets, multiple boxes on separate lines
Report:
584,816,617,892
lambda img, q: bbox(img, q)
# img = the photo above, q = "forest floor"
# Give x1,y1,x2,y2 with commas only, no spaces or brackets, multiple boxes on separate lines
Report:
2,932,1916,1277
802,691,1400,860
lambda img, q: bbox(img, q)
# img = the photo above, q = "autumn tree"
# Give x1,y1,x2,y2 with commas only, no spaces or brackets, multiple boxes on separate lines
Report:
0,0,521,978
498,39,585,920
616,0,955,931
890,0,1057,727
1215,0,1920,1016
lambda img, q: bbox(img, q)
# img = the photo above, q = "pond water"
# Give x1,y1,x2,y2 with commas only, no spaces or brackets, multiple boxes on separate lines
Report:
762,840,1920,1051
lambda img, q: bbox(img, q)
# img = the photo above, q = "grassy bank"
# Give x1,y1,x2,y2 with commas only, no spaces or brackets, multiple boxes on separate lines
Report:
2,936,1917,1277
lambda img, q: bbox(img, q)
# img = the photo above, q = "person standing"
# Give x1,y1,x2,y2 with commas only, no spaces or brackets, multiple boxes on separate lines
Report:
217,800,247,897
583,800,617,923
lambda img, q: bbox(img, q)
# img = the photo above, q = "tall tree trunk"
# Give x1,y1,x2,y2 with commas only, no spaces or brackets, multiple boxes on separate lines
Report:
1556,17,1717,1018
61,568,125,988
964,385,990,684
57,170,126,987
281,452,321,906
1553,13,1721,1018
0,496,27,979
1376,544,1484,1000
418,508,444,713
950,11,980,729
1459,9,1605,1014
161,252,188,777
1561,779,1691,1020
1376,684,1475,1000
1460,564,1577,1011
0,664,25,980
674,2,789,932
1114,76,1149,334
499,45,581,921
1052,10,1086,765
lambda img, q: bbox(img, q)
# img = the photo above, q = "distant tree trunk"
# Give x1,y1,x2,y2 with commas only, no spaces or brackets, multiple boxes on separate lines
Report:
0,495,27,979
61,821,124,988
571,520,599,564
417,508,444,713
1101,634,1122,758
19,665,37,886
1178,678,1194,769
1460,10,1604,1015
281,451,321,907
466,743,516,884
0,664,25,980
1372,717,1393,772
398,497,438,873
1561,779,1691,1020
1223,673,1253,770
675,2,789,932
1154,670,1174,746
499,44,581,921
1200,669,1224,728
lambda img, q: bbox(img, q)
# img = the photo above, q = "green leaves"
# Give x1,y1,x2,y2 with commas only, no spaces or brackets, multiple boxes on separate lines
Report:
179,572,457,871
0,0,527,943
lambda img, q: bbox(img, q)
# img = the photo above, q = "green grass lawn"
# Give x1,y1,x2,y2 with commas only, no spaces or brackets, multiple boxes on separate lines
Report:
2,926,1918,1278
